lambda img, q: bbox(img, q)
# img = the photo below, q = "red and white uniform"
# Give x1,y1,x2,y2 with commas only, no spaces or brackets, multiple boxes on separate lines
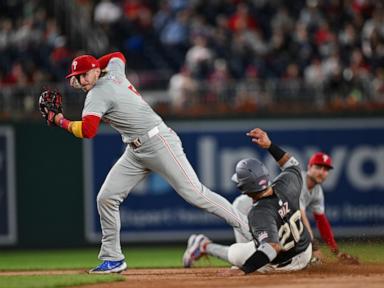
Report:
75,52,252,261
299,171,338,252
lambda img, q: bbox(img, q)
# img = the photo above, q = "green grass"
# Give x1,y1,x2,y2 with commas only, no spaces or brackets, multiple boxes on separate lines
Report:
0,246,227,271
0,242,382,288
322,242,384,263
0,275,124,288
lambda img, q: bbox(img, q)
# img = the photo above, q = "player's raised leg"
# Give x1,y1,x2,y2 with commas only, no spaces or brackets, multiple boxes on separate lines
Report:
146,130,252,241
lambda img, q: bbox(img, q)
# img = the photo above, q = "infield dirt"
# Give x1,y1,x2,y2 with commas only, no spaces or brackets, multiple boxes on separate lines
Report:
2,262,383,288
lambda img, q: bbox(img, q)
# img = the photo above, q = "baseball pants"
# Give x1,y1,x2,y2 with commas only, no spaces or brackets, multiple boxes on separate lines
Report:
232,194,253,243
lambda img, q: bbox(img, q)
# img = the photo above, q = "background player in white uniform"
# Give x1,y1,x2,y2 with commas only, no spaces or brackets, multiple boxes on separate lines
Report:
232,152,356,262
48,52,251,273
183,128,312,274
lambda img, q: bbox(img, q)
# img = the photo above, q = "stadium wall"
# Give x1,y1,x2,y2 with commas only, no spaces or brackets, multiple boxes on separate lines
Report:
1,118,383,248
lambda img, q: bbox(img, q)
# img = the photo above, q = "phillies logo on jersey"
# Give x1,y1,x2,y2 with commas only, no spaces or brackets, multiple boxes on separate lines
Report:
128,84,141,96
72,60,78,71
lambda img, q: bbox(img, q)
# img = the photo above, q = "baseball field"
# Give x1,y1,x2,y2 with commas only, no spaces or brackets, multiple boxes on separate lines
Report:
0,242,383,288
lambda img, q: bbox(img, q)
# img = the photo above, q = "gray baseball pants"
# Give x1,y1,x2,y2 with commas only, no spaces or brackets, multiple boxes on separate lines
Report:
96,122,252,261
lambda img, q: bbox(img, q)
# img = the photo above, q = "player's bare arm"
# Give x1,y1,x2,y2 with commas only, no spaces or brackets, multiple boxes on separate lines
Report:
246,128,293,167
301,208,314,240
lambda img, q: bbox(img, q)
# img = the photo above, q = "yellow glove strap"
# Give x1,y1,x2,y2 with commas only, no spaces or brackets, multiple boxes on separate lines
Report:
69,121,83,138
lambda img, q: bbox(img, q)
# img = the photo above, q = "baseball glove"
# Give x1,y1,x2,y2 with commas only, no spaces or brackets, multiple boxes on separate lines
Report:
336,252,360,265
38,89,63,126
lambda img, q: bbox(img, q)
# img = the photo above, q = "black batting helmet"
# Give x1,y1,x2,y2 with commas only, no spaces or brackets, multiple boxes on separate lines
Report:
231,158,271,194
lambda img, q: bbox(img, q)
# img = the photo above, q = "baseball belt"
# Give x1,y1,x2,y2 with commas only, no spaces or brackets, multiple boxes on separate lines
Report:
129,124,161,149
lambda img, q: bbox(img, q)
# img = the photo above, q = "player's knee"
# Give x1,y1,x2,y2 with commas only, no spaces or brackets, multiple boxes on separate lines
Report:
228,241,256,267
97,190,115,207
232,195,252,216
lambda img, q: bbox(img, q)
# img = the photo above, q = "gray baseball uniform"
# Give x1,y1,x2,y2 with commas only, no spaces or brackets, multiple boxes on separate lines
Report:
205,159,312,273
248,165,311,268
299,171,325,214
232,170,323,243
83,57,251,261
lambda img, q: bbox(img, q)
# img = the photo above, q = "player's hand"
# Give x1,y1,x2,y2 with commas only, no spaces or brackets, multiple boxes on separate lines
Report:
311,249,325,264
246,128,271,149
54,113,64,126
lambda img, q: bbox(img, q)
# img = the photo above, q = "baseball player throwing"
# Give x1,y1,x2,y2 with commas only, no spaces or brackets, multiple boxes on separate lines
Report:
38,52,251,273
231,151,358,263
183,128,312,274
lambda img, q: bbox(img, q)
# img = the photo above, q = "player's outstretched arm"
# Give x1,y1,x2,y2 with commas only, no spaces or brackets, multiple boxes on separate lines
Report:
246,128,298,169
313,212,338,253
246,128,272,148
312,212,359,264
39,88,101,138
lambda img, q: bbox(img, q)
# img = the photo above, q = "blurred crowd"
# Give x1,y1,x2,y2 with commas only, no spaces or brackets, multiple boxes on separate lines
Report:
0,1,68,85
0,0,384,116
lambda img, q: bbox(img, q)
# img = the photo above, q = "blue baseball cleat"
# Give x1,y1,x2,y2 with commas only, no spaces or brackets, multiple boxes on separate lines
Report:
88,259,127,274
183,234,210,268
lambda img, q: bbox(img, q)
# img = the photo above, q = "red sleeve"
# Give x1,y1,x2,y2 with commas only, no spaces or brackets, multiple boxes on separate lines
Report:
97,52,126,69
82,115,101,138
314,213,338,253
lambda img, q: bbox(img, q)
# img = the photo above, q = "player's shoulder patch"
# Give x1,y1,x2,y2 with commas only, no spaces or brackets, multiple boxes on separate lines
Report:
255,231,269,243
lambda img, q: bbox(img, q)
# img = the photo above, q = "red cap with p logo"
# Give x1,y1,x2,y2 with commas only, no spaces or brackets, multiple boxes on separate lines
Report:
308,152,333,169
66,55,100,78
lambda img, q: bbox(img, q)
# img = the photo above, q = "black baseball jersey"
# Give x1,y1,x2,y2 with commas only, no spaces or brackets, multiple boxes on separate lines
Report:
248,164,311,265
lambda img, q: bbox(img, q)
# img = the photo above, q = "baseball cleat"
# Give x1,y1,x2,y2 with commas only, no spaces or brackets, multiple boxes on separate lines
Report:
183,234,210,268
88,259,127,274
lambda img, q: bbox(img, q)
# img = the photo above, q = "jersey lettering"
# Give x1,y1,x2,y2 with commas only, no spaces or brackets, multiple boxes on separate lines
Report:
278,201,291,219
128,84,141,96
